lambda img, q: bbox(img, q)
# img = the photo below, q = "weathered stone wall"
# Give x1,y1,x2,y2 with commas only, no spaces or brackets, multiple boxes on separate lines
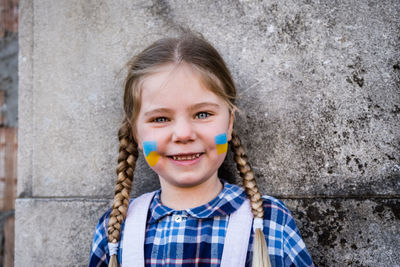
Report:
16,0,399,266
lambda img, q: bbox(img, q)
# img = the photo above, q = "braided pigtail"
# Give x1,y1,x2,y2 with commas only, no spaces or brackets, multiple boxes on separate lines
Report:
230,130,271,267
107,120,139,267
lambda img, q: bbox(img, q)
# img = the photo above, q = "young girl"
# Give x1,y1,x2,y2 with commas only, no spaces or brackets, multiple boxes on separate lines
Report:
89,34,314,267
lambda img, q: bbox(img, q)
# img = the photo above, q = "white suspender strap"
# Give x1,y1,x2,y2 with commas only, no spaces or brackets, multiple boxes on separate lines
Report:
220,199,254,267
122,192,253,266
122,191,156,267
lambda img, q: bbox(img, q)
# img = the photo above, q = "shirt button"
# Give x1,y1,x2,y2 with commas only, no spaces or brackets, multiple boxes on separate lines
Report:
174,215,182,223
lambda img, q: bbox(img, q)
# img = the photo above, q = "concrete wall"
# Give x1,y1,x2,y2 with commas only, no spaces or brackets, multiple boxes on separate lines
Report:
16,0,399,266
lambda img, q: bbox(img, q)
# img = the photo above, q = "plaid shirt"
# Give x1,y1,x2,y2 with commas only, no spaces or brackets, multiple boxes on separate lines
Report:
89,182,314,267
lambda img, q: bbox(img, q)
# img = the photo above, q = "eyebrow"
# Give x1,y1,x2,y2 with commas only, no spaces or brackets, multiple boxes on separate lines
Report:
143,108,172,117
189,102,221,111
143,102,221,117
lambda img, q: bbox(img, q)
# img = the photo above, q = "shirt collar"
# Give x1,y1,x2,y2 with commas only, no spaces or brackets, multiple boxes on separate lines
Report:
148,181,247,224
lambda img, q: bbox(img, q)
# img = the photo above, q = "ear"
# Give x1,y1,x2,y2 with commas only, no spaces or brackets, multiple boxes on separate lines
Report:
227,109,235,141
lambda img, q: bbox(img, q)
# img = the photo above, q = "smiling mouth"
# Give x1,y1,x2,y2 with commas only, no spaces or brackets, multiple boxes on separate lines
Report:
168,153,203,161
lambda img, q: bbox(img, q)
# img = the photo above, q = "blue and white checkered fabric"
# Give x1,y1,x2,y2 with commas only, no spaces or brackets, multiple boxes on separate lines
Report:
89,181,314,267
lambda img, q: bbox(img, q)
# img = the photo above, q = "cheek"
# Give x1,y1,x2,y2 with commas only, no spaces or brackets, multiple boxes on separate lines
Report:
214,143,229,172
140,129,170,168
215,133,228,154
142,141,160,167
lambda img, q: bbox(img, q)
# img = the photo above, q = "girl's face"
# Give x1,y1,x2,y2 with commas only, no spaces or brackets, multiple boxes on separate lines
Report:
135,63,234,190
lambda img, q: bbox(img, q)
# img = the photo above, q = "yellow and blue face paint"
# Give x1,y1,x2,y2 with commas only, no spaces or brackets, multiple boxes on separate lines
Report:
143,141,160,167
215,133,228,154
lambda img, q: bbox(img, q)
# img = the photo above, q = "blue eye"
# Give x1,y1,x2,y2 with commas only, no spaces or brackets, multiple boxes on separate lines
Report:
195,112,211,119
152,117,169,123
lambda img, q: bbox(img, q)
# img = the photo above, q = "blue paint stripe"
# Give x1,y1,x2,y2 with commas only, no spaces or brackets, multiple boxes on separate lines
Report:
215,133,227,145
143,141,157,157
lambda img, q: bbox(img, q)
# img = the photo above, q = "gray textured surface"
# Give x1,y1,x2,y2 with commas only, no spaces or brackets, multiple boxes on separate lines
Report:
18,0,400,198
285,198,400,266
16,0,399,266
17,0,34,197
14,198,110,267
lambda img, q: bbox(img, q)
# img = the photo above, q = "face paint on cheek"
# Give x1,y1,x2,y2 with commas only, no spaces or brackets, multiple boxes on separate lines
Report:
142,141,160,167
215,133,228,154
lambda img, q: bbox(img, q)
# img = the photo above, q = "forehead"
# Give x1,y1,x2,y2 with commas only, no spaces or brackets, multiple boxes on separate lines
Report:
140,64,226,110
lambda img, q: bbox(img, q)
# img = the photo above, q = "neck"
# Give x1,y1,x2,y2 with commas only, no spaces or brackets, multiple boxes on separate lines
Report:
159,177,223,210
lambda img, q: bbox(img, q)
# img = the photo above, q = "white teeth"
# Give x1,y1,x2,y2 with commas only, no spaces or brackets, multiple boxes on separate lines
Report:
172,153,201,161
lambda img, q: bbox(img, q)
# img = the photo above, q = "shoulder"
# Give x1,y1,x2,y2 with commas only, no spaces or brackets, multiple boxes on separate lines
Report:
260,195,303,236
89,191,158,266
261,195,293,226
92,208,112,244
128,191,157,207
260,195,315,266
261,195,288,208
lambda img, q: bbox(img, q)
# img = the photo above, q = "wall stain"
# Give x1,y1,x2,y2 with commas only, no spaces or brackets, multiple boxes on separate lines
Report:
233,0,245,17
346,56,366,88
391,105,400,115
305,203,344,249
373,200,400,220
148,0,181,30
280,13,307,46
287,198,400,266
149,0,171,19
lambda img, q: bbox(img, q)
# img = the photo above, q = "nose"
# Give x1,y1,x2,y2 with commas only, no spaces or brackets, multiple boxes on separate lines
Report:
172,117,196,143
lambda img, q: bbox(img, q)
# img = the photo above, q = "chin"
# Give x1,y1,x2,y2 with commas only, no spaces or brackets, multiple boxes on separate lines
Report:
165,175,212,189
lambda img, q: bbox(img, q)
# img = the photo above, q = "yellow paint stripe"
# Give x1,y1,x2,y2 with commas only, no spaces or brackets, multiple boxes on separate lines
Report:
216,143,228,154
145,151,160,167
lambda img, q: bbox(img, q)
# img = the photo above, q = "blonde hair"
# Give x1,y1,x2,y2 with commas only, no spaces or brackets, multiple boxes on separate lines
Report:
107,34,271,267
